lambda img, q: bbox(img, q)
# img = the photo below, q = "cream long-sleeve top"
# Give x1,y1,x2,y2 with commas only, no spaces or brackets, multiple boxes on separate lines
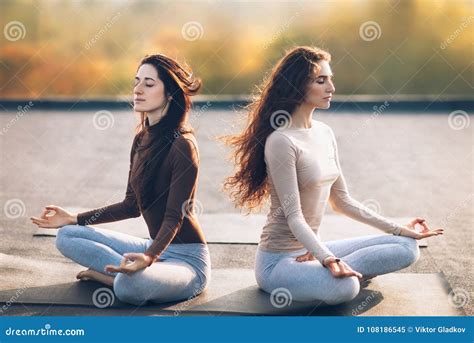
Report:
259,119,405,264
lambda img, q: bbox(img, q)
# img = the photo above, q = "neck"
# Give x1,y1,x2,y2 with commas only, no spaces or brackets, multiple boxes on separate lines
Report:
290,103,315,129
146,112,164,126
147,107,167,127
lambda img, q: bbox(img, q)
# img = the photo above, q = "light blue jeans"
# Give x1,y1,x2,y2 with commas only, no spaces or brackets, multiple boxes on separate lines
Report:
56,224,211,306
255,234,420,305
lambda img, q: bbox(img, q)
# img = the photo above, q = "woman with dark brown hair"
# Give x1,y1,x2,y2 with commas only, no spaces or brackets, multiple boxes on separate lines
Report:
30,54,210,305
224,46,443,305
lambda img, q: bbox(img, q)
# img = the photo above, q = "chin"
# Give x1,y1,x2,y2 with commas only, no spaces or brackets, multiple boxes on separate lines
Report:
316,102,331,110
133,105,148,112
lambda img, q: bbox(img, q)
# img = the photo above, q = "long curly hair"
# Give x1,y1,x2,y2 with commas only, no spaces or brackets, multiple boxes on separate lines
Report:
132,54,201,210
222,46,331,213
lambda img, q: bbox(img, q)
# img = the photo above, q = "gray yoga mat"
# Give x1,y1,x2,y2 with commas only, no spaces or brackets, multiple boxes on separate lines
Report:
34,211,428,247
162,270,462,316
0,269,461,316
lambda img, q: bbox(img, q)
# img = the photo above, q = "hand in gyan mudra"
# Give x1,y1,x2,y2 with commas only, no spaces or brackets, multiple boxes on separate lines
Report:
30,205,77,228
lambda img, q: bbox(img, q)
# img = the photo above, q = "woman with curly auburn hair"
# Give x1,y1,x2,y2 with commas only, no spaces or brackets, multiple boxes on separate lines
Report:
31,54,211,305
223,46,443,305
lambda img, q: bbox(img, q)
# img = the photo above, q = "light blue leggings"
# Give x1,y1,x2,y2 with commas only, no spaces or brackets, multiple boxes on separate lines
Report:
255,234,420,305
56,225,211,306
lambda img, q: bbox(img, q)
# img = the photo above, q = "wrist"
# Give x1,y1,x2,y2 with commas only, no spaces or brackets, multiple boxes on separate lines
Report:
398,227,419,239
144,253,156,267
322,256,340,268
69,214,78,225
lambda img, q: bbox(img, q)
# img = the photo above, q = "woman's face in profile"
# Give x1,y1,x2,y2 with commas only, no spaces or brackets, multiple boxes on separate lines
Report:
304,60,335,109
133,63,167,113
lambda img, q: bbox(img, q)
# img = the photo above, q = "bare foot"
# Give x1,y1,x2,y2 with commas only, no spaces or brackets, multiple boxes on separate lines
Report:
76,269,114,286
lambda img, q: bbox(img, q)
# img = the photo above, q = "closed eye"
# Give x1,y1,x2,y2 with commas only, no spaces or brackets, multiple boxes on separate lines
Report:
134,76,155,87
313,75,334,83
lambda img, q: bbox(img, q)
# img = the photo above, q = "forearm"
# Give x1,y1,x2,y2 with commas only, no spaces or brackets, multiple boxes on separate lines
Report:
331,194,404,235
288,217,335,264
77,201,140,226
144,223,179,258
397,226,419,238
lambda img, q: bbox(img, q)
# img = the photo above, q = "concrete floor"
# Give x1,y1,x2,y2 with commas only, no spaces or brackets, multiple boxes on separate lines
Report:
0,109,472,315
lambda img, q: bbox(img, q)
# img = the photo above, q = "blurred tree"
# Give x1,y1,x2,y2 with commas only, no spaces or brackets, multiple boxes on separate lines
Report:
0,0,472,98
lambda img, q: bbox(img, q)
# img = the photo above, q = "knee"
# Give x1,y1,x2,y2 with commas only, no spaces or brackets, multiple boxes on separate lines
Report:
397,236,420,266
325,277,360,305
113,273,147,306
55,225,79,254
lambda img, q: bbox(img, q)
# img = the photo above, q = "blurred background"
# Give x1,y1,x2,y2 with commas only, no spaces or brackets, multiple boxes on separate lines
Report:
0,0,472,98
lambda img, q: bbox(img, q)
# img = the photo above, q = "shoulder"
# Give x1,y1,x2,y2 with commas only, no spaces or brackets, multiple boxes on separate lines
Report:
265,130,298,160
314,119,332,132
265,130,295,150
314,120,336,141
170,133,199,164
172,132,198,150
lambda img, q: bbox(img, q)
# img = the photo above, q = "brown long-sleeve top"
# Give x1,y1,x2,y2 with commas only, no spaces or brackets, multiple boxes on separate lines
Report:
77,122,206,258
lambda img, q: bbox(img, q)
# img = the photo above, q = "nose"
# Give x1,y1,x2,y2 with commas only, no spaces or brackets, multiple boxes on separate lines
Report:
134,83,143,95
327,79,335,93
